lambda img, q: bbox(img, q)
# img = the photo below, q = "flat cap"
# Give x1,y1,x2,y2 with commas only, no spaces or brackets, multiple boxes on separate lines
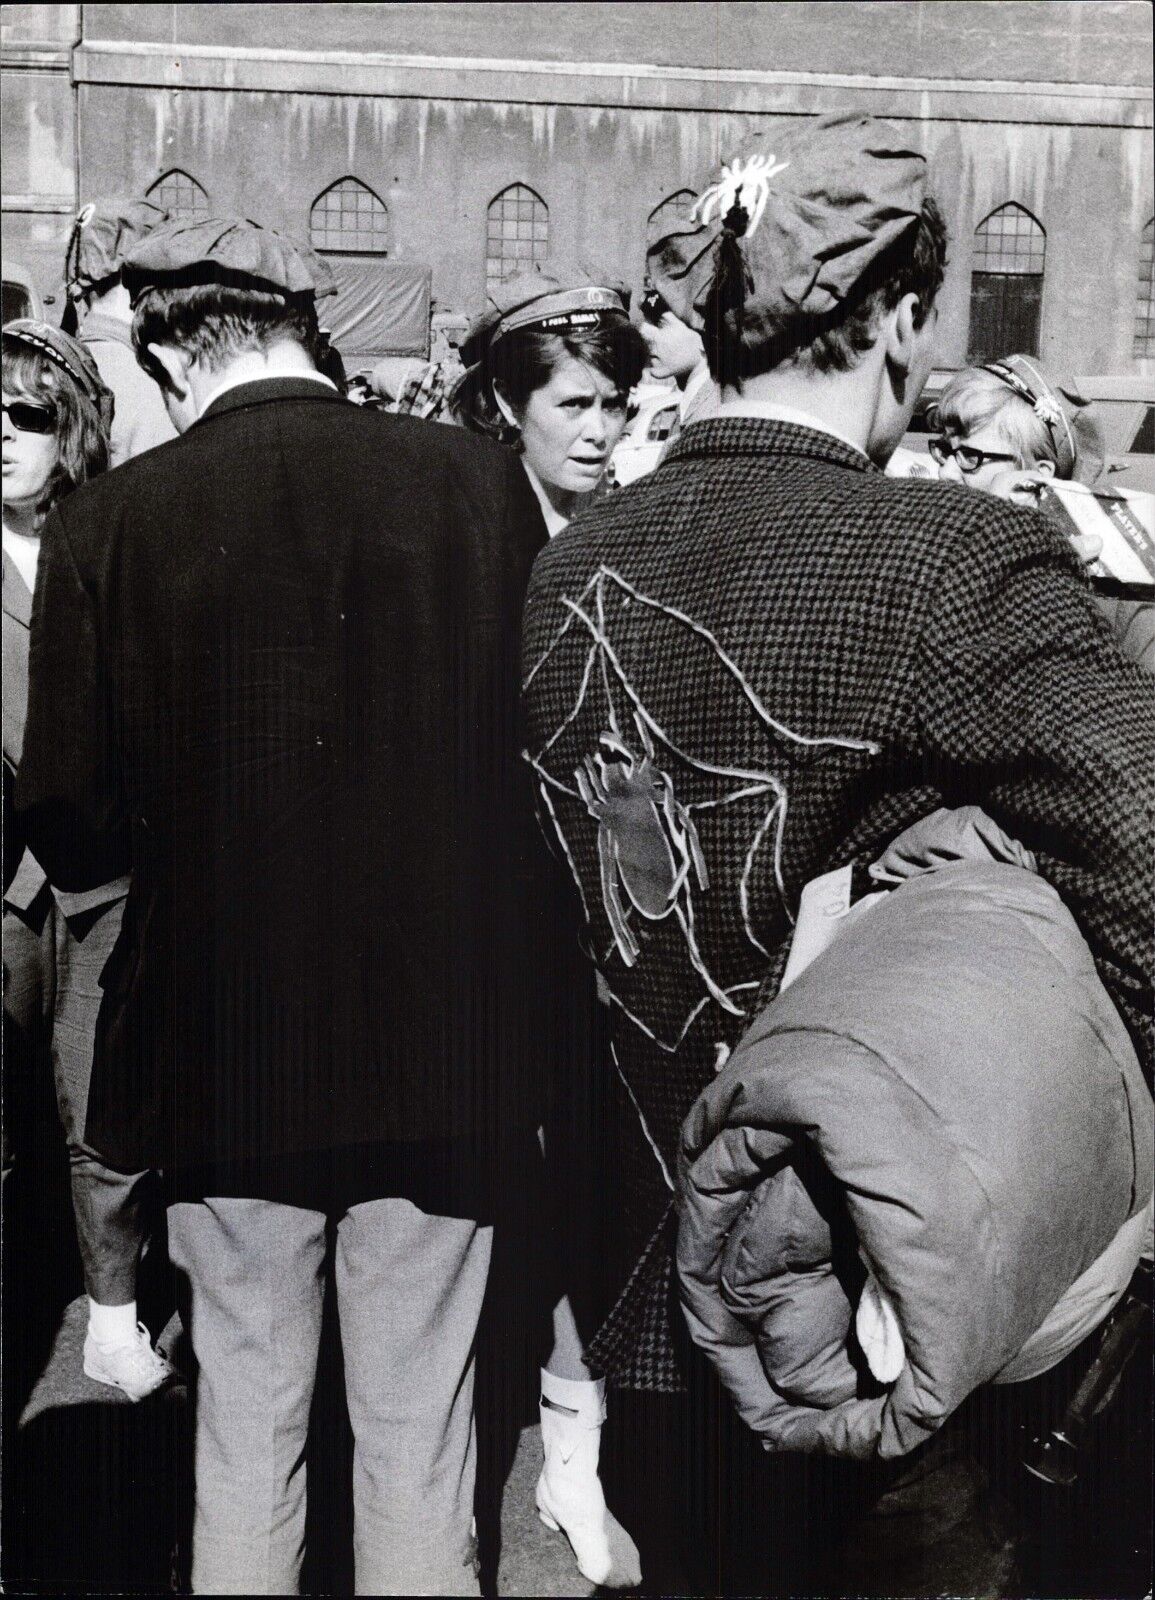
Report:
65,196,170,298
648,112,928,336
122,215,336,302
462,261,631,366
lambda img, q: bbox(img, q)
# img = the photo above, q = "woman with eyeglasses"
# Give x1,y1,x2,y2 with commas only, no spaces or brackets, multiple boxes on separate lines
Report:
928,355,1153,669
3,320,173,1401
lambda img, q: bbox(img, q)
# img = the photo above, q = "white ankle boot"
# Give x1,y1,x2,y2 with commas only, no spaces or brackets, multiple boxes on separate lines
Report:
536,1369,642,1589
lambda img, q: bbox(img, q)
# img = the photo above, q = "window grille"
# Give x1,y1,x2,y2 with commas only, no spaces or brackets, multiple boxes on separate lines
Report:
146,170,209,222
310,179,390,254
486,185,549,295
968,203,1046,364
1135,220,1154,359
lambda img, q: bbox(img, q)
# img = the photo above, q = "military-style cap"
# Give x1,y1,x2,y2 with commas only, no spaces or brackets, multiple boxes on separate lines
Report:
647,112,928,337
65,196,170,300
122,215,337,303
982,355,1106,485
462,262,631,367
3,318,115,429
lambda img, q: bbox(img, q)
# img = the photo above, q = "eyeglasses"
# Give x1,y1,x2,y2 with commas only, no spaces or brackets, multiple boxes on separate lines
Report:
2,400,56,435
928,435,1019,474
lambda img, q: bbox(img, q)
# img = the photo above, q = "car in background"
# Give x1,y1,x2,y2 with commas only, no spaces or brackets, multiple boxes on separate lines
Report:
2,260,43,324
900,369,1155,493
611,381,680,486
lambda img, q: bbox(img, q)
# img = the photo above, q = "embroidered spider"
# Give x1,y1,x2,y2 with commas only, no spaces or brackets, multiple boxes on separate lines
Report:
576,718,709,970
691,152,792,239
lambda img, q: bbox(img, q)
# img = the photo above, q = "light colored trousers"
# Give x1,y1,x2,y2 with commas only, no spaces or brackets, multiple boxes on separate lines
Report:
167,1195,492,1596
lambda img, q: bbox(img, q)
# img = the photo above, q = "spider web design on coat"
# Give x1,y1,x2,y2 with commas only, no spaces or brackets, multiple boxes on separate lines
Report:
524,565,880,1050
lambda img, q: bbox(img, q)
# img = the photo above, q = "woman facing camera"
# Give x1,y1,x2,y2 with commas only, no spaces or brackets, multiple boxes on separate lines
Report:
452,266,648,535
3,320,172,1400
452,270,647,1589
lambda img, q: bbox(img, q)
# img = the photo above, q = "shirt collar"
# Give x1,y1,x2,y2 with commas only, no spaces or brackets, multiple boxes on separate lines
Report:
714,398,870,462
198,364,337,418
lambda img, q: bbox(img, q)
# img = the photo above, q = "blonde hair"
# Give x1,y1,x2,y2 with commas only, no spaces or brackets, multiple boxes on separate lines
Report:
934,367,1060,472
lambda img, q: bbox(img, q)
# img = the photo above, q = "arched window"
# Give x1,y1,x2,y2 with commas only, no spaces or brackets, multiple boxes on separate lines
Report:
968,203,1046,364
146,169,209,222
1135,219,1154,359
309,178,390,254
647,189,697,240
486,184,548,295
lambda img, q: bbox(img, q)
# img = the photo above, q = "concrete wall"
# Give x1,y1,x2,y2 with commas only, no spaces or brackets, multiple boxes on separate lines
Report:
4,2,1153,374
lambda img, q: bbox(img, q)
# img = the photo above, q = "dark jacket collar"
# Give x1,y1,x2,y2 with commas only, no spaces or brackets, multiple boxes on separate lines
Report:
198,375,348,425
664,415,877,476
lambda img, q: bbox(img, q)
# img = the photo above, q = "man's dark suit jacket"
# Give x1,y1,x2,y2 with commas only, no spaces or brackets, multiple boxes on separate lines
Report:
16,376,557,1177
521,415,1154,1389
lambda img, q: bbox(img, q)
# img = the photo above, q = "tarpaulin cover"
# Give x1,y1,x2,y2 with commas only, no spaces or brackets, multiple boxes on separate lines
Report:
323,257,431,364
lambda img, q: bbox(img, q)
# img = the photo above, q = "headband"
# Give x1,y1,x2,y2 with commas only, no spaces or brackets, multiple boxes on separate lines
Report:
983,357,1077,475
491,287,629,345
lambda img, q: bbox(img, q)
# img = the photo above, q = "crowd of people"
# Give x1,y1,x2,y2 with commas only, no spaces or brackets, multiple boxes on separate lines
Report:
3,110,1152,1597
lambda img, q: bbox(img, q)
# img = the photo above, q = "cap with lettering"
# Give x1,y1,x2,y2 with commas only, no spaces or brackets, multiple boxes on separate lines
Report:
3,318,115,430
461,262,631,367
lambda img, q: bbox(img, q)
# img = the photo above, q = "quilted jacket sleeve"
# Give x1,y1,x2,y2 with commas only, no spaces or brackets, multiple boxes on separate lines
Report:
916,501,1155,1080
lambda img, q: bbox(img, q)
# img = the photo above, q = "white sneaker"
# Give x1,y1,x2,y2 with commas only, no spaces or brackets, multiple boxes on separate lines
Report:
536,1370,642,1589
83,1322,175,1402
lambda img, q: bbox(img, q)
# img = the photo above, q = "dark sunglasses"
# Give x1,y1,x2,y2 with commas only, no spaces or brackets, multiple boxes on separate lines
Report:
928,435,1019,474
2,399,56,435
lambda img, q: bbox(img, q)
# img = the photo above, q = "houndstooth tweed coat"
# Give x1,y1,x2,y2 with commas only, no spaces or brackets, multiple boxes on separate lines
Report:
521,417,1154,1391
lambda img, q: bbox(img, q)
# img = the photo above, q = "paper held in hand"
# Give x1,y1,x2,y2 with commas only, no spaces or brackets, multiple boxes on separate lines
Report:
1039,480,1155,597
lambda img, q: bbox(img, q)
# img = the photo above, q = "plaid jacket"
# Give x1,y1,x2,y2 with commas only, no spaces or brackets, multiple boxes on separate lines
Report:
521,417,1154,1390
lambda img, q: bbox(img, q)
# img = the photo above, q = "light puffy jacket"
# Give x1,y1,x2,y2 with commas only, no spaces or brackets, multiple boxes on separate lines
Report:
677,813,1153,1460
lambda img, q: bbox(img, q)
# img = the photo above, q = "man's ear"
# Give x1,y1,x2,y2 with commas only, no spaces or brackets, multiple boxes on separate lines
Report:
491,382,520,432
1032,457,1057,479
146,342,191,397
883,293,924,379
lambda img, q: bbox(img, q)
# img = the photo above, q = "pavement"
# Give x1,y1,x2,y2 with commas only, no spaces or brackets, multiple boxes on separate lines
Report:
6,1293,596,1595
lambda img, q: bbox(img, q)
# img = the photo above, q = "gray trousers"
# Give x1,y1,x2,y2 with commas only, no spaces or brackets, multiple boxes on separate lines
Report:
167,1195,492,1596
3,891,150,1303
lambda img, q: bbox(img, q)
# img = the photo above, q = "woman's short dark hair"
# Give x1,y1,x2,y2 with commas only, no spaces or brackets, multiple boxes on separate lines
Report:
703,196,949,388
131,278,321,392
450,322,649,445
2,332,109,511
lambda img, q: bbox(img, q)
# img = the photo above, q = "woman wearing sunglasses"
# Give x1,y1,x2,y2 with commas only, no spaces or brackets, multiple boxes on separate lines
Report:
3,320,173,1401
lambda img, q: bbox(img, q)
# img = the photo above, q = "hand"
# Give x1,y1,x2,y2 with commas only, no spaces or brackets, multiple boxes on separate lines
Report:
986,466,1051,507
988,468,1103,567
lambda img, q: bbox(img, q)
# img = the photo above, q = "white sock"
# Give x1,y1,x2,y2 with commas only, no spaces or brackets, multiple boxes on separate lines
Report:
87,1298,138,1347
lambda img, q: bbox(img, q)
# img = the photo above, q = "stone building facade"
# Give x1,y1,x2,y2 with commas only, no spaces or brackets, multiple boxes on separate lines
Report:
3,2,1153,374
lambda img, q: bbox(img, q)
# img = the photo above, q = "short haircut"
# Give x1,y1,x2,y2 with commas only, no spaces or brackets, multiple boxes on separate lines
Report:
131,279,320,392
933,366,1057,470
450,322,649,446
703,196,949,387
2,332,109,511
